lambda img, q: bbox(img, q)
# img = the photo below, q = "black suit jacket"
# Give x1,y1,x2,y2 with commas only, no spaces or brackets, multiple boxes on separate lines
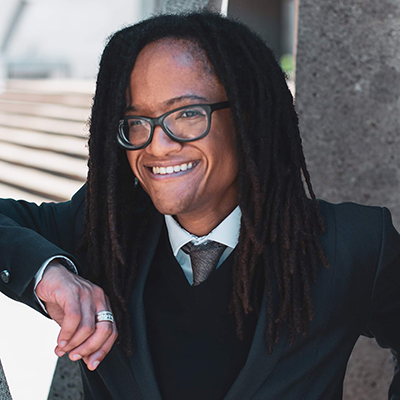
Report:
1,186,400,400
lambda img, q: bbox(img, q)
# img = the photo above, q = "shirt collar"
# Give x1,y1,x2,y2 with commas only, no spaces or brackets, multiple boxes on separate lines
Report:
164,206,242,257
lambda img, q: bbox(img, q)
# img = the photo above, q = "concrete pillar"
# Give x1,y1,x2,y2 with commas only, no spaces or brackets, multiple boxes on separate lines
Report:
0,359,12,400
295,0,400,399
47,357,82,400
228,0,283,58
159,0,226,13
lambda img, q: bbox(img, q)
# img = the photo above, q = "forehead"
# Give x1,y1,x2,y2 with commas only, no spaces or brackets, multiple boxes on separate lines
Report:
136,38,213,74
127,39,225,112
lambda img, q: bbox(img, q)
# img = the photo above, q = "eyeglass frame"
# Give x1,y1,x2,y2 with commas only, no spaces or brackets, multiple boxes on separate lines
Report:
117,100,230,150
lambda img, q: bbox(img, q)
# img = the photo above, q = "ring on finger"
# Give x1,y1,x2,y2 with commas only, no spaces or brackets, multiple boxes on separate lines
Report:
95,311,114,323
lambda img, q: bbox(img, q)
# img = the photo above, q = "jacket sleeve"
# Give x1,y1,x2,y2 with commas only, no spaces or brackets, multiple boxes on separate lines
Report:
0,185,85,311
364,207,400,399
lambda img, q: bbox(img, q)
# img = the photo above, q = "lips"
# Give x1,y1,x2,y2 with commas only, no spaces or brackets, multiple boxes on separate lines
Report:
150,161,199,175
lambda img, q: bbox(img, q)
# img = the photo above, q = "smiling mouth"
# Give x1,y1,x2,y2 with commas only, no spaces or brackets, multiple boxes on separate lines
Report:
149,161,199,175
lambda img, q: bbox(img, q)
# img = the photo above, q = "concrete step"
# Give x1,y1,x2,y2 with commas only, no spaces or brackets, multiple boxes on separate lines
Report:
0,80,92,202
6,79,95,94
0,112,87,138
0,182,52,203
0,99,90,123
1,80,94,108
0,142,87,181
0,126,87,159
0,90,93,108
0,160,84,201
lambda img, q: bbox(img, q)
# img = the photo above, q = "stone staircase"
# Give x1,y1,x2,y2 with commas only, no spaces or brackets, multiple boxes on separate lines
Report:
0,80,93,203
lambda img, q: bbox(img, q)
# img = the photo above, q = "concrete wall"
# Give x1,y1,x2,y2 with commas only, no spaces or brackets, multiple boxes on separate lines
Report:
228,0,283,58
295,0,400,398
48,357,82,400
0,359,12,400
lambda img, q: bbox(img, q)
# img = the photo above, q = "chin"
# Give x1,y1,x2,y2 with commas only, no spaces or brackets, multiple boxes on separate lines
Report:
151,197,193,217
151,200,182,216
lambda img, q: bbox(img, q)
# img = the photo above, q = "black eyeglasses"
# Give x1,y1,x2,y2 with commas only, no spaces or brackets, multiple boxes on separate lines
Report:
117,101,230,150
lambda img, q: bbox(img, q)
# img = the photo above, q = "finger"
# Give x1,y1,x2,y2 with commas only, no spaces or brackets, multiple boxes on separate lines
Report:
55,300,83,354
67,294,115,361
69,320,118,367
61,297,97,354
87,327,118,371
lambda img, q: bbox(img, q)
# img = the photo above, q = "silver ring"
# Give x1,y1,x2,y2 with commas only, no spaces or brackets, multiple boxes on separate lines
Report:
95,311,114,323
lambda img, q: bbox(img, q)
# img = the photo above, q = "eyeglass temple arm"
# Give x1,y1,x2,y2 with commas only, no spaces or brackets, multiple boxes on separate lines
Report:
210,101,230,111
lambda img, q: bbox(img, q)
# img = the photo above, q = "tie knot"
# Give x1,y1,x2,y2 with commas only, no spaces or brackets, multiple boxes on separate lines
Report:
182,240,226,255
181,241,227,286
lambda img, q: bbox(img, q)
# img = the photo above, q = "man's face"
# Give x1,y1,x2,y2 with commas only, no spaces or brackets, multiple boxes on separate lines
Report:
126,39,238,234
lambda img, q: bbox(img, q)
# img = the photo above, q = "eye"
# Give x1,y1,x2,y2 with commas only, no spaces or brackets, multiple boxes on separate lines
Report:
128,119,144,126
180,109,201,118
175,108,206,120
126,119,147,130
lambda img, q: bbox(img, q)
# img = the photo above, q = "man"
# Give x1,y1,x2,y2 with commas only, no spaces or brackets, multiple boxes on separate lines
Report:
1,11,399,400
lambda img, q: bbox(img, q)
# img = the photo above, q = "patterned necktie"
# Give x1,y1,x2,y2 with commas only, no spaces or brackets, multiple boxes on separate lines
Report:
182,241,227,286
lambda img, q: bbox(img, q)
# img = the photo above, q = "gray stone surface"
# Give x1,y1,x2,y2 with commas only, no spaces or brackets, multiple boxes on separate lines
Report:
160,0,225,13
296,0,400,399
47,356,82,400
296,0,400,228
0,359,12,400
162,0,209,12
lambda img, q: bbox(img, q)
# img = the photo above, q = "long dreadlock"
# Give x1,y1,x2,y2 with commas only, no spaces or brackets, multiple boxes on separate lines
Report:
80,11,329,356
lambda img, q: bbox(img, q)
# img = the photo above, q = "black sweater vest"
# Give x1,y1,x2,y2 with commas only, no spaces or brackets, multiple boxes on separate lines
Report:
143,225,258,400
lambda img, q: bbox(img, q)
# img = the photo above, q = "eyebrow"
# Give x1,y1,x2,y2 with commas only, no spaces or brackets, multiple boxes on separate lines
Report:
126,94,208,112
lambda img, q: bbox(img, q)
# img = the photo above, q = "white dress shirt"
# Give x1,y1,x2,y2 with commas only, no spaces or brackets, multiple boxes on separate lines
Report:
164,206,241,284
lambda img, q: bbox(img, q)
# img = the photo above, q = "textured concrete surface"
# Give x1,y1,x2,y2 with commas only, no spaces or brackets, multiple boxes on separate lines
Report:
296,0,400,399
161,0,208,12
160,0,224,13
47,357,82,400
0,359,12,400
296,0,400,227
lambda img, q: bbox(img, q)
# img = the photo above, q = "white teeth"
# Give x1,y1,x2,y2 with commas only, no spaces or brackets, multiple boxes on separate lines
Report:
151,162,196,175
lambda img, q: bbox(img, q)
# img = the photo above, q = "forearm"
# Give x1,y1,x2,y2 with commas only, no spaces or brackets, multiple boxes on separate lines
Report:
0,186,85,303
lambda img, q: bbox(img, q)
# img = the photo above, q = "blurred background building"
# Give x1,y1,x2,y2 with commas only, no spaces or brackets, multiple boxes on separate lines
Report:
0,0,294,84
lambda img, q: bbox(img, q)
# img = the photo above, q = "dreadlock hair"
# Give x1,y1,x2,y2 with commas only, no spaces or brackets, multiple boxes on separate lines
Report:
80,10,329,356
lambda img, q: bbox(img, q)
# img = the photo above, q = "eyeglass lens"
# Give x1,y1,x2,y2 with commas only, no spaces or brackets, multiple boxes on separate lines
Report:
122,106,209,147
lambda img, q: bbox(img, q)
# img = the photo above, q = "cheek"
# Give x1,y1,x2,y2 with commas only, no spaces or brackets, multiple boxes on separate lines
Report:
208,138,238,186
216,123,238,174
221,139,239,184
126,152,140,177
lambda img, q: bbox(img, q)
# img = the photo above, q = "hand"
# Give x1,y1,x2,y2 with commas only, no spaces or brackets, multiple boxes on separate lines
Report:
36,262,118,370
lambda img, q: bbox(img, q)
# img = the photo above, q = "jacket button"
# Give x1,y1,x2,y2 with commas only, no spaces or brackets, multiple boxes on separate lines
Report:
1,270,10,284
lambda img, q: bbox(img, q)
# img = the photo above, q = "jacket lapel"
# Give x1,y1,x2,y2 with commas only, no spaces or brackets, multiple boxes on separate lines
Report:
224,201,335,400
128,210,164,400
223,289,289,400
94,344,144,400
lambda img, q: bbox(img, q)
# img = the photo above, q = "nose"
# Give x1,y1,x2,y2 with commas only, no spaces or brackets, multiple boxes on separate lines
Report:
145,125,182,157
